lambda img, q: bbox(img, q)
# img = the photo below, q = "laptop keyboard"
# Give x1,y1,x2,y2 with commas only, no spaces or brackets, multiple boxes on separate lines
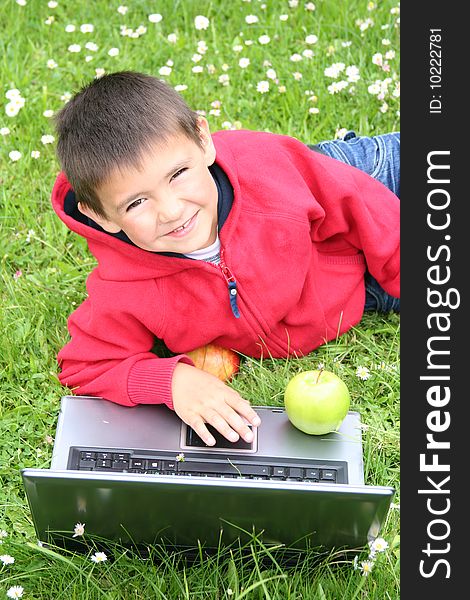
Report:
70,448,348,484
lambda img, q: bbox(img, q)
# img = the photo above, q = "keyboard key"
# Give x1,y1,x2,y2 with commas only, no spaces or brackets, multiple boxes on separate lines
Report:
320,469,337,482
146,459,161,470
80,451,96,461
238,464,271,477
113,453,130,461
161,460,177,471
130,459,145,469
179,461,232,475
287,467,304,479
96,459,112,469
97,452,113,460
304,469,320,480
112,460,129,471
78,459,96,470
272,467,287,478
178,461,272,477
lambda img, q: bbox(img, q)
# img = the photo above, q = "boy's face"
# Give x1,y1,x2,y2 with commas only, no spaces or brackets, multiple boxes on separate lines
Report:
79,118,218,254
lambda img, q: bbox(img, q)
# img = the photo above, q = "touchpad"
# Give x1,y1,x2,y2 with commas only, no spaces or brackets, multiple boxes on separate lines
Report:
181,423,258,453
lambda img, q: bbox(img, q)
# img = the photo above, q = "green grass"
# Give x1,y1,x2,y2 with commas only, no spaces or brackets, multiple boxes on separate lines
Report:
1,0,400,597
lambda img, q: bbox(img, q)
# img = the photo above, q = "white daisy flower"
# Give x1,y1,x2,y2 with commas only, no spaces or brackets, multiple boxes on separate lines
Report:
41,134,55,144
5,105,18,119
346,65,360,82
91,551,107,563
5,89,21,100
369,537,389,553
9,150,22,161
305,34,318,44
359,560,374,576
6,587,24,599
324,62,346,78
356,365,371,380
194,15,209,30
72,522,85,537
256,80,269,93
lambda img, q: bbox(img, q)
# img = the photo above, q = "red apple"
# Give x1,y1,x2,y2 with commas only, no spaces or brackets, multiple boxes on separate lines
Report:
284,369,351,435
187,344,240,382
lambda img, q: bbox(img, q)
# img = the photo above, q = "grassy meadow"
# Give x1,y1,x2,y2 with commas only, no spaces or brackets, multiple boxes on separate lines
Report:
0,0,400,598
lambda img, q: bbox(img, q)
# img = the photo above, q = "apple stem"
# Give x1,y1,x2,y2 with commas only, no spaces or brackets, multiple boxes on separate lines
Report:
316,368,324,385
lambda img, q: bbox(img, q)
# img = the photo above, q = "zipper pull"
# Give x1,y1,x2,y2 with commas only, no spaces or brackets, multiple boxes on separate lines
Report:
219,251,240,318
227,280,240,318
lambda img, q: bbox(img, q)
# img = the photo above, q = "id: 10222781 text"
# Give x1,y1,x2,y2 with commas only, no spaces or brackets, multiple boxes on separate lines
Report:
429,29,442,114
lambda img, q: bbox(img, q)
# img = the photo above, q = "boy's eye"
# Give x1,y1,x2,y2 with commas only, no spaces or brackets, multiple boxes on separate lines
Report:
170,167,187,182
127,198,145,211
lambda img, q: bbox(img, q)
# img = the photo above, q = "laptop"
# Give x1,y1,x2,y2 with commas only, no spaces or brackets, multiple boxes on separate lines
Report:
21,395,394,554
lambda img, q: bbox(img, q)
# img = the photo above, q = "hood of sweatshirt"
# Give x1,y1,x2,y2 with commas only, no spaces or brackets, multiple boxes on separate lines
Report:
51,133,240,282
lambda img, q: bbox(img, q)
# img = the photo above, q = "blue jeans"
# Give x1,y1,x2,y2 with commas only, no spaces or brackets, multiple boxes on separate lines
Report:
314,131,400,313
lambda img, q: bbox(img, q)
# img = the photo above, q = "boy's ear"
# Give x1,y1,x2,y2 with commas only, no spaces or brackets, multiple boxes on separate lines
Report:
196,116,216,166
77,202,122,233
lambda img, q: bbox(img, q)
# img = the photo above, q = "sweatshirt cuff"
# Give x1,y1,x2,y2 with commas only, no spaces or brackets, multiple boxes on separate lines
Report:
127,354,194,411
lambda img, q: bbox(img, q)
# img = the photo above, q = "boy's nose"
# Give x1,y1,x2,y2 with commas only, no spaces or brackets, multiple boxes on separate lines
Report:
158,196,185,224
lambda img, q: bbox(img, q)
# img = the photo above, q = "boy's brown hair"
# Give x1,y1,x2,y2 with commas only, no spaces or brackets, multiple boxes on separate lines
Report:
54,71,201,217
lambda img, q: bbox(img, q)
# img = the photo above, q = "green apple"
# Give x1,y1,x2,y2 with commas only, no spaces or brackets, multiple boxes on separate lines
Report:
284,369,351,435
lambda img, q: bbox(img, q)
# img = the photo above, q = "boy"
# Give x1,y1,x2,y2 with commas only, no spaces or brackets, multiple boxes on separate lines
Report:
52,71,399,448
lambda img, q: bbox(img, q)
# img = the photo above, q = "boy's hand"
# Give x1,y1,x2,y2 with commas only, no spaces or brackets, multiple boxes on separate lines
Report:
171,362,261,446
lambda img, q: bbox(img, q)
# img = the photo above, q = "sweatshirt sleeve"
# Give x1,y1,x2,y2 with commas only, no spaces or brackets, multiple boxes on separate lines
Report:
57,277,193,410
303,147,400,298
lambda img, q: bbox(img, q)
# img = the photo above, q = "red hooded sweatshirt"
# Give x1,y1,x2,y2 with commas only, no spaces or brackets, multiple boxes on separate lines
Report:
51,130,400,410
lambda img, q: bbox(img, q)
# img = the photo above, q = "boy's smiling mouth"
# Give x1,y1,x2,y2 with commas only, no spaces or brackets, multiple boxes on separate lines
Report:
164,212,198,238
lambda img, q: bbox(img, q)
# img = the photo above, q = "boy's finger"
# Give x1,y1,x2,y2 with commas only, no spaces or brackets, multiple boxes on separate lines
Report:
228,395,261,427
206,413,241,443
219,407,256,443
189,417,216,446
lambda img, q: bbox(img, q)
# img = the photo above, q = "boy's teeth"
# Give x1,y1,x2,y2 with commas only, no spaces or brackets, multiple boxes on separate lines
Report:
172,217,191,233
